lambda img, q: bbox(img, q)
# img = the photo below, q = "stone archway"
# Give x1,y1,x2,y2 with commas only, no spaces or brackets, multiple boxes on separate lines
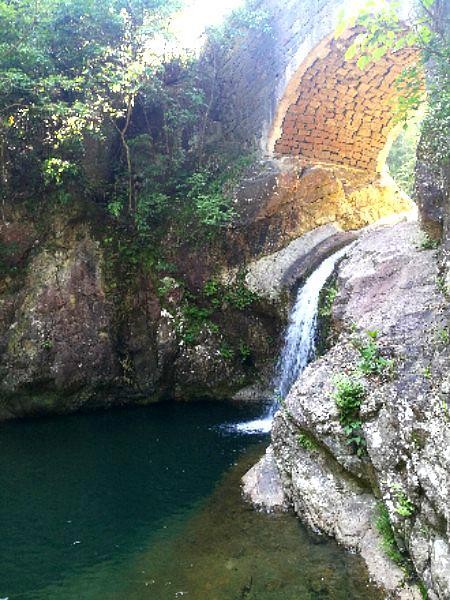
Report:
268,29,420,178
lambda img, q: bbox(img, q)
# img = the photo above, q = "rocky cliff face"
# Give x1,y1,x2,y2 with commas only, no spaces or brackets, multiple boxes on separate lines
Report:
244,220,450,600
0,203,283,419
226,159,412,262
0,141,410,420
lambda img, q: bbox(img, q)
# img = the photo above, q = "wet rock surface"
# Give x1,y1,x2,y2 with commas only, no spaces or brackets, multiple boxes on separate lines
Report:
245,221,450,599
244,223,357,301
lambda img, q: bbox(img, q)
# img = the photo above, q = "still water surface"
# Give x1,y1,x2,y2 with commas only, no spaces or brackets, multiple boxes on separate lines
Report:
0,402,382,599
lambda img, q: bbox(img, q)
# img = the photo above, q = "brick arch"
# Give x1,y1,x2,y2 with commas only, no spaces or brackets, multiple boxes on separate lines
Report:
269,30,421,176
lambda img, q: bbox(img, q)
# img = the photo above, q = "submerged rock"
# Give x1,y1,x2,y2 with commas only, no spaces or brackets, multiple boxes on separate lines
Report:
242,447,288,512
245,221,450,599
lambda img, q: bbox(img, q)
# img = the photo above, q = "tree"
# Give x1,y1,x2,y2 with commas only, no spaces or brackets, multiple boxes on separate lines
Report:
337,0,449,200
0,0,181,211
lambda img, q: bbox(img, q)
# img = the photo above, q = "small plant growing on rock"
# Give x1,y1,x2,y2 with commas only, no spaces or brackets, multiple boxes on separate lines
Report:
318,284,338,317
219,343,234,360
436,275,449,296
223,275,257,310
177,303,214,345
422,365,432,380
297,431,319,451
375,503,405,566
435,327,450,344
41,338,53,350
203,279,222,308
333,376,365,421
333,376,367,456
392,484,415,518
238,341,252,363
354,330,394,376
419,234,440,250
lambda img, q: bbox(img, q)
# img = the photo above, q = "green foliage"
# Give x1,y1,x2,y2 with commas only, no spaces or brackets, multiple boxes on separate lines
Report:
157,277,179,298
420,233,440,249
391,484,416,518
203,274,257,311
43,158,79,187
203,279,222,308
337,0,449,180
333,376,366,422
238,341,252,362
185,171,235,227
0,0,181,202
353,330,394,376
155,259,177,274
0,0,267,246
297,431,319,451
435,327,450,344
219,343,234,360
40,338,53,350
387,114,422,196
333,375,367,456
436,275,449,296
318,284,338,318
375,502,405,566
134,192,170,233
418,581,428,600
423,365,432,380
224,277,257,310
177,302,214,345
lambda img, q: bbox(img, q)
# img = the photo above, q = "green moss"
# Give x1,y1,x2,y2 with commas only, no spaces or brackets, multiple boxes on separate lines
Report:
375,503,406,566
316,276,338,356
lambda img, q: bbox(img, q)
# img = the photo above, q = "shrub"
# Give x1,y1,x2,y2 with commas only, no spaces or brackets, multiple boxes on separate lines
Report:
354,330,394,376
333,376,367,456
392,484,415,518
186,172,235,227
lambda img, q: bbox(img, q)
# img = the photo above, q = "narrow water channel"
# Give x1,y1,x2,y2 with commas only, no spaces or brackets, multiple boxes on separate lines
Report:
0,402,382,599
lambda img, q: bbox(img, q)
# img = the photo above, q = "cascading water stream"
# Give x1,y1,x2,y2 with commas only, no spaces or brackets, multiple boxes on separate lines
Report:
234,244,352,434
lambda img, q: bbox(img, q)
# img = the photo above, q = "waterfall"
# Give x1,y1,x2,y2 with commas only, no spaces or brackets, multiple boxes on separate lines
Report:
235,244,351,434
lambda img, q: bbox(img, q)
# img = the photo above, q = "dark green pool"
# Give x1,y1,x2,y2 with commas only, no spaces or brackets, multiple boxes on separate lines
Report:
0,401,382,599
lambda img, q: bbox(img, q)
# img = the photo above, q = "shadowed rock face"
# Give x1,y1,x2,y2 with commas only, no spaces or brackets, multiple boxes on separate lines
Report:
244,221,450,600
0,161,411,420
0,203,287,418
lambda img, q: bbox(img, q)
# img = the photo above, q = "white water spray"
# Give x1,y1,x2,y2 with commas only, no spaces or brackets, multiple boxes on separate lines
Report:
235,244,351,434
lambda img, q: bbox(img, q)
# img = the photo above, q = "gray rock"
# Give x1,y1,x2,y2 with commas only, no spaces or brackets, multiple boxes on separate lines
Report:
245,220,450,599
242,447,288,512
245,223,357,300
